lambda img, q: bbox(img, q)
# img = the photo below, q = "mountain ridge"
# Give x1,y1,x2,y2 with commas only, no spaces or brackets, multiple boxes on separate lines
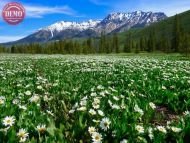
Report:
2,11,167,45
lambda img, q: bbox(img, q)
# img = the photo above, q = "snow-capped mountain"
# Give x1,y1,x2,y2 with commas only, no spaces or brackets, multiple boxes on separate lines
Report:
5,11,167,44
95,11,167,33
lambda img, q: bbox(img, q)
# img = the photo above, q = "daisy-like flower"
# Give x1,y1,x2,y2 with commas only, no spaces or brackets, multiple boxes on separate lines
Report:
12,99,20,105
120,139,128,143
112,104,120,110
37,124,46,133
148,127,154,140
37,85,43,90
135,125,144,134
92,102,100,109
137,136,147,142
93,98,100,104
89,109,96,115
29,95,40,103
100,91,105,97
46,110,54,116
170,126,182,133
2,116,16,127
113,96,119,101
0,96,5,105
156,126,167,134
80,100,87,106
149,102,156,110
93,119,100,123
77,106,87,111
97,85,104,90
88,126,96,135
92,132,102,143
25,91,31,96
134,104,144,116
100,118,111,131
17,128,29,139
108,100,113,106
69,109,75,114
91,92,97,97
19,105,27,110
183,111,190,116
98,110,104,116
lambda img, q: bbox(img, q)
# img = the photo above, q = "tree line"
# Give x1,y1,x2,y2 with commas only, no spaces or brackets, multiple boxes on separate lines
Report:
0,14,189,55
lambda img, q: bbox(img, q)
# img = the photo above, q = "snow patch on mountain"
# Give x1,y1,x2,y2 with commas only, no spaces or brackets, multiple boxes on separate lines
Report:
41,20,101,32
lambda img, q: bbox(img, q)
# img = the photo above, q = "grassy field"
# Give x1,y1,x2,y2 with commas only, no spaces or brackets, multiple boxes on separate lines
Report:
0,54,190,143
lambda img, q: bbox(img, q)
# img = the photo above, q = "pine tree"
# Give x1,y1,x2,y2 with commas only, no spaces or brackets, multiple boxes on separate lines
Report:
99,31,106,53
147,30,156,52
172,14,181,52
140,37,146,51
135,42,140,54
11,45,16,53
180,33,190,56
124,32,132,53
87,38,94,53
112,33,119,53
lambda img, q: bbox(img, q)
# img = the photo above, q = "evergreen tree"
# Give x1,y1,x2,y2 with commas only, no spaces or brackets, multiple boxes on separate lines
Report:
113,33,119,53
87,38,94,53
180,33,190,56
140,37,146,51
99,31,106,53
124,32,132,53
172,14,181,52
135,41,140,54
11,45,16,53
147,30,156,52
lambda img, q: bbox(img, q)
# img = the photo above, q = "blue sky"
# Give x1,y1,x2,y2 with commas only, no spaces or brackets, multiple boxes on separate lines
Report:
0,0,190,43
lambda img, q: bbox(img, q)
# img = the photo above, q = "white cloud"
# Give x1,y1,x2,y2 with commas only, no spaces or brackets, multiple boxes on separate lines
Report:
89,0,109,6
0,36,25,43
25,4,76,18
0,1,76,18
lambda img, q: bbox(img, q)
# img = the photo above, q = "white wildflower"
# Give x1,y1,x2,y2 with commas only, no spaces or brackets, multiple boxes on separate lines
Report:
88,126,96,135
36,124,46,133
156,126,167,134
100,118,111,131
134,104,144,115
113,96,119,101
17,128,29,139
77,106,87,111
29,95,40,103
120,139,128,143
98,110,104,116
135,125,144,134
2,116,16,127
92,132,102,143
170,126,182,133
89,109,96,115
149,102,156,110
25,91,31,96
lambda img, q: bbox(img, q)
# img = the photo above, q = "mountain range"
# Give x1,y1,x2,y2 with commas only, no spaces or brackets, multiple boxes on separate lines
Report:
3,11,167,45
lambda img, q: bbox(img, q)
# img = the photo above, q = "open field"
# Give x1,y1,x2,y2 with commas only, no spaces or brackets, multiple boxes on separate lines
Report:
0,54,190,143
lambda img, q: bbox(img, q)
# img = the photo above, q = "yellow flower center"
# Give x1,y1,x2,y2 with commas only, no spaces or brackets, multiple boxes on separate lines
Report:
95,136,100,140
